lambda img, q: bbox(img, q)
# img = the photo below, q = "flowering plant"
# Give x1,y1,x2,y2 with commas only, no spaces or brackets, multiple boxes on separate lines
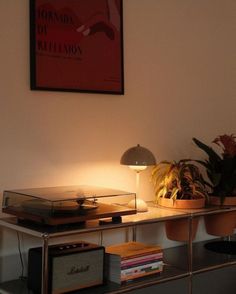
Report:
193,134,236,200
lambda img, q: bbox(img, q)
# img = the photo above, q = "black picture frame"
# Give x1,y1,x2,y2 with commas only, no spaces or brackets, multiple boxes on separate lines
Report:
30,0,124,94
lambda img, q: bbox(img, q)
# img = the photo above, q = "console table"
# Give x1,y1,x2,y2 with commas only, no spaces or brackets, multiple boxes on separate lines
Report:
0,203,235,294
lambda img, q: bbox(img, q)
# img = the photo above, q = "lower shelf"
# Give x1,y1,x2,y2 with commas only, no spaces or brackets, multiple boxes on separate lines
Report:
0,265,188,294
165,237,236,274
0,278,29,294
1,238,236,294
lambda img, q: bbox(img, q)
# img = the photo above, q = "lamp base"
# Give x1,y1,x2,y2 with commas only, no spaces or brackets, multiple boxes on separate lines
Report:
128,198,148,212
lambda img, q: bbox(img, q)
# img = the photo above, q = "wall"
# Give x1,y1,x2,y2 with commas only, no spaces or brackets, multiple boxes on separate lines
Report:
0,0,235,282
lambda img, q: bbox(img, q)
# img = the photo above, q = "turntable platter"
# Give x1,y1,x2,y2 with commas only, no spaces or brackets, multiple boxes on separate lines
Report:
22,199,98,214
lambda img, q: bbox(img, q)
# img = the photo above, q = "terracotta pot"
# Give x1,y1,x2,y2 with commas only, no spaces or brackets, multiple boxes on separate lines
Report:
204,211,236,237
158,197,205,209
158,198,204,242
206,195,236,233
165,217,199,242
209,196,236,206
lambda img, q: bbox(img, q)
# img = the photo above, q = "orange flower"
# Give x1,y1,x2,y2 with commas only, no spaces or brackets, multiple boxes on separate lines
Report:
213,134,236,157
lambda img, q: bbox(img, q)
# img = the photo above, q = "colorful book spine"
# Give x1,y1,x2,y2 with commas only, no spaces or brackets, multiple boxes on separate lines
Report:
121,261,163,276
121,267,163,282
121,258,163,270
121,252,163,269
120,249,162,261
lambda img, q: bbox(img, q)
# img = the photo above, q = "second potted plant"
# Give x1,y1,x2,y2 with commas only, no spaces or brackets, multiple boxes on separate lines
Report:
151,159,208,241
193,134,236,236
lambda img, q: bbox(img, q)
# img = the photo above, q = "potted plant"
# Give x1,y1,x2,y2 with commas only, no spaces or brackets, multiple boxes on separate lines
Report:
193,134,236,236
151,160,208,241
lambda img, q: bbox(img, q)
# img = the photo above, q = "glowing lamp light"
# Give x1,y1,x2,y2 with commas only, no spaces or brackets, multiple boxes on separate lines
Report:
120,144,156,212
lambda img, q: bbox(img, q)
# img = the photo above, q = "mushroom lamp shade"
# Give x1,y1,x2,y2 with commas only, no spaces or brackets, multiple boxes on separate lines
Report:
120,144,156,212
120,144,156,170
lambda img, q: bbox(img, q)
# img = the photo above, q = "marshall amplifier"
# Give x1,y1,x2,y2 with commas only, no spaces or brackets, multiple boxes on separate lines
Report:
28,241,104,294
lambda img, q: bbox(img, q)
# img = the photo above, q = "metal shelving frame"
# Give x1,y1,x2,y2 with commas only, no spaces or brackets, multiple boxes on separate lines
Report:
0,204,236,294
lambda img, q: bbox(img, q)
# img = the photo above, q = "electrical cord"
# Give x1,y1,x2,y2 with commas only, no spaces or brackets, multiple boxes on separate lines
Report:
16,232,26,280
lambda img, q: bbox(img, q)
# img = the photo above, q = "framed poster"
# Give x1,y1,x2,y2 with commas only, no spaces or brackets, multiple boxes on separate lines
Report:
30,0,124,94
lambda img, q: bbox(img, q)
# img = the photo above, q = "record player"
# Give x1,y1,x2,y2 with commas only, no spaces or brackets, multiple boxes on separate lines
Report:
2,185,136,226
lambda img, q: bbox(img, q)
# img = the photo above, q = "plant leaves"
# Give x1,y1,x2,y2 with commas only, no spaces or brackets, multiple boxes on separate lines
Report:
192,138,222,163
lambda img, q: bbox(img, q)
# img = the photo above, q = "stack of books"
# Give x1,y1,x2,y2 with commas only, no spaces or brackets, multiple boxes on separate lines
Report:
105,241,163,284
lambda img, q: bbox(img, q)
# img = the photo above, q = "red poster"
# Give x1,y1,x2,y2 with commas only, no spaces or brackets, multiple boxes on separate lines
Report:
30,0,124,94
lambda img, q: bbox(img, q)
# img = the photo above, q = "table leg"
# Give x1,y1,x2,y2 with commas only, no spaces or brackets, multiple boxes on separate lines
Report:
42,233,49,294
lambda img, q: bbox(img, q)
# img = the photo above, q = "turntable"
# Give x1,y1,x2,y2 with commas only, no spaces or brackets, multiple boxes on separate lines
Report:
2,185,136,226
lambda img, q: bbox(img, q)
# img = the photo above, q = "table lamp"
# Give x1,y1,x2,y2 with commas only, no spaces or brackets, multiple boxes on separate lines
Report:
120,144,156,212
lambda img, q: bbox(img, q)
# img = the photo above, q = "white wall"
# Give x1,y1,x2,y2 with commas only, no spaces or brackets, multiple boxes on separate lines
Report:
0,0,235,282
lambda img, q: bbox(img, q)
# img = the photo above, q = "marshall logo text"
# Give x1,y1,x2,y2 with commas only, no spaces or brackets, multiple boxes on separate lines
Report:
67,265,90,275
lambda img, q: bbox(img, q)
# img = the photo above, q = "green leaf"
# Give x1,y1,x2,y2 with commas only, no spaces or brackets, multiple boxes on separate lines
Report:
169,187,179,200
193,159,211,169
192,138,222,163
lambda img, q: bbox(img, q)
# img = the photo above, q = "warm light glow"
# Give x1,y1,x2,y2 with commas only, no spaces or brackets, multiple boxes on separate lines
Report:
128,165,147,172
